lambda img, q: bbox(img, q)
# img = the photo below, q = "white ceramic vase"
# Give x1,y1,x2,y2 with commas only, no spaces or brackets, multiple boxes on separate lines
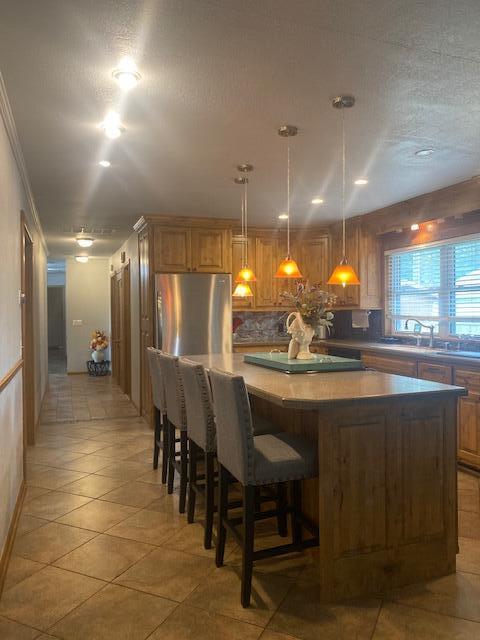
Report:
92,349,105,363
286,312,315,360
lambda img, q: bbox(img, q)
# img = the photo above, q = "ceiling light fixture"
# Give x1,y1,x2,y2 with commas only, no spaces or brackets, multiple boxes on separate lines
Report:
415,149,434,157
98,160,111,167
278,213,289,220
233,164,256,297
275,125,303,279
75,256,89,263
354,178,368,185
410,223,420,231
327,96,360,288
76,237,94,248
99,110,124,139
112,56,141,91
311,197,324,204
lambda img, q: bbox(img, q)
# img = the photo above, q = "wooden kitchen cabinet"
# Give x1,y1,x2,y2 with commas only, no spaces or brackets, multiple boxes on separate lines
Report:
328,219,381,309
418,361,453,384
191,228,230,272
255,236,278,308
362,352,418,377
153,225,231,273
455,367,480,469
299,234,330,287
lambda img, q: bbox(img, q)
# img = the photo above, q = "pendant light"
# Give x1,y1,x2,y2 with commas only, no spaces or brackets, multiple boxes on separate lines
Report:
327,96,360,288
232,164,255,297
275,125,302,279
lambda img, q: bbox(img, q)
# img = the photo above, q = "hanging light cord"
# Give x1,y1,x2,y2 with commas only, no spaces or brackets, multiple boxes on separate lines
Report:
341,106,346,258
244,178,248,267
287,142,291,257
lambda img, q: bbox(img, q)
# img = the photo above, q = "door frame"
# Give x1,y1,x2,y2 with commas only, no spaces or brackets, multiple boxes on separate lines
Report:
21,211,35,447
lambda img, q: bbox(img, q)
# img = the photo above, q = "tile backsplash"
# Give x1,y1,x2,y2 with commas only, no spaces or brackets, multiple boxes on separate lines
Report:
233,309,383,342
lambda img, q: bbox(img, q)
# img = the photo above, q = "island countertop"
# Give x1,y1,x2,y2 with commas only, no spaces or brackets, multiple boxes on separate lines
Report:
187,352,466,409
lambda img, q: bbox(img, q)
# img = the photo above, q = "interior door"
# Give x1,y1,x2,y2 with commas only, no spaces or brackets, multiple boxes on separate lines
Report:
110,264,131,397
110,273,121,383
21,214,35,447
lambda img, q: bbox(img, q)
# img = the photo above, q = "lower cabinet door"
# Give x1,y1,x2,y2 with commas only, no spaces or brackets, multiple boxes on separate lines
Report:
458,393,480,470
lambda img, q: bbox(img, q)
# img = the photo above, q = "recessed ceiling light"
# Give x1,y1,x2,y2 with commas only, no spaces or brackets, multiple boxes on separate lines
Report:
410,223,420,231
278,213,289,220
76,236,94,248
415,149,434,157
98,160,111,167
112,56,141,91
75,256,89,263
99,110,124,139
311,197,324,204
354,178,368,185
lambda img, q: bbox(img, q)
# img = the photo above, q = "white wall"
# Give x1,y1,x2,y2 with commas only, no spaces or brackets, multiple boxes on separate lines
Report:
0,74,48,558
65,258,110,373
109,232,140,409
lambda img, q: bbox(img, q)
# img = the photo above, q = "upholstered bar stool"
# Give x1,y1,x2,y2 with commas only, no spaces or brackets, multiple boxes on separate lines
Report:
157,352,189,513
178,358,217,548
147,347,169,483
209,368,319,608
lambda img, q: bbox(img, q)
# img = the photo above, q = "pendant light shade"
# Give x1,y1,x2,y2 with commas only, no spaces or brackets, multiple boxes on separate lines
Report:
275,257,303,279
275,125,303,279
327,257,360,287
233,165,256,288
235,266,257,283
327,96,360,287
232,282,254,297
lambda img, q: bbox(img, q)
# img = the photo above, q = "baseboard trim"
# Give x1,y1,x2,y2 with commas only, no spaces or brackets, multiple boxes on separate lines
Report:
0,480,26,597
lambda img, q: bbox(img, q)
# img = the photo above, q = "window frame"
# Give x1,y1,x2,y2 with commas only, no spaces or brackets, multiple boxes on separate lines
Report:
384,233,480,340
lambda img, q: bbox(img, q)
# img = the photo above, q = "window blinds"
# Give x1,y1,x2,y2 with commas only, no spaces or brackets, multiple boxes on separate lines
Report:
385,235,480,338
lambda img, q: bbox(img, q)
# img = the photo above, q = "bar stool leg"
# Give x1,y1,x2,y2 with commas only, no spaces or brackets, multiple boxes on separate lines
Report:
153,408,161,470
276,482,288,537
241,485,255,608
204,451,215,549
179,430,188,513
161,413,168,484
215,464,228,567
167,421,175,495
187,439,197,523
291,479,303,545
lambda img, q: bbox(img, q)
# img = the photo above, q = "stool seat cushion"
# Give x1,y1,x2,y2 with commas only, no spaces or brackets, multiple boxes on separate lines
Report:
252,432,317,485
251,415,280,436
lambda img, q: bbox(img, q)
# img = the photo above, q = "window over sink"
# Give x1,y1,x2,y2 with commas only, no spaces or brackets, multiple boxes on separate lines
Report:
385,234,480,339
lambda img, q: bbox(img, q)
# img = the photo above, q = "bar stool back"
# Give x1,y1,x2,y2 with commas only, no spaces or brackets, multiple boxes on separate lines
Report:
179,358,216,548
147,347,168,482
209,367,318,608
157,352,189,512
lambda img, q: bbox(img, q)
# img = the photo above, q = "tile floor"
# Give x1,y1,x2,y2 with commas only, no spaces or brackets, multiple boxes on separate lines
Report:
1,374,480,639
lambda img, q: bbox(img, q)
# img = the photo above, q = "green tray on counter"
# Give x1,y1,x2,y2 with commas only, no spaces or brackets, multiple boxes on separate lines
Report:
243,352,364,374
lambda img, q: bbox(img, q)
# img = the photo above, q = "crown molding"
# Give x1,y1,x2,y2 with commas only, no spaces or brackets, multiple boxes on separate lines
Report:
0,71,48,253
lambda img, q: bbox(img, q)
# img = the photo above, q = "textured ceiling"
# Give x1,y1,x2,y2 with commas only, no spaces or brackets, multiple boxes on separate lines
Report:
1,0,480,257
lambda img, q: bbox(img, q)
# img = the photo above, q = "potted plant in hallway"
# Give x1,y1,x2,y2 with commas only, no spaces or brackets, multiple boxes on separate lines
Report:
90,329,108,363
280,282,336,360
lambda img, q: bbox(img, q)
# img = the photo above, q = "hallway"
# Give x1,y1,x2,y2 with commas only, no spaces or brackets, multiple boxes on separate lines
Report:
1,375,480,639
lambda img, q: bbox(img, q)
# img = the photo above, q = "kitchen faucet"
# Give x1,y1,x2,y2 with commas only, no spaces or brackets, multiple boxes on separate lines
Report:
404,318,435,348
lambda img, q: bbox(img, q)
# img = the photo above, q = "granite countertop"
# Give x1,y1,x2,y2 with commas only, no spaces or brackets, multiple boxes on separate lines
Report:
188,353,465,409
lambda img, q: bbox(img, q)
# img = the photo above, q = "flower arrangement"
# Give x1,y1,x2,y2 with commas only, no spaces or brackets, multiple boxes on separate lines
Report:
280,282,337,332
90,329,108,351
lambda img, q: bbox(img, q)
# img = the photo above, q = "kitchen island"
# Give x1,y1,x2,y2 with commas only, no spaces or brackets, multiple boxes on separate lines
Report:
189,352,466,602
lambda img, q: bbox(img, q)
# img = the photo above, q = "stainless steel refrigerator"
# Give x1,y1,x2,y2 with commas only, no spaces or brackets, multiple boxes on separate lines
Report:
155,273,232,355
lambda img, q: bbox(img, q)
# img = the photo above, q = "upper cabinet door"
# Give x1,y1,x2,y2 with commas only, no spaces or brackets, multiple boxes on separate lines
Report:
255,237,278,308
153,227,191,272
191,228,231,273
300,235,330,287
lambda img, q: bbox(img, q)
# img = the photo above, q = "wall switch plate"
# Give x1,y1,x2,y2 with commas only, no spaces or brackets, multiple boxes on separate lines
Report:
72,319,83,326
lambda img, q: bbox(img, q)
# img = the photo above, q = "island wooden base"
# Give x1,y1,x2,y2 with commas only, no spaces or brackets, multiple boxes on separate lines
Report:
250,394,458,602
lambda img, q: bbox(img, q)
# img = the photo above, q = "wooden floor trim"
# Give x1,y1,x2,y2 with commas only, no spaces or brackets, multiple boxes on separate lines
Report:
0,358,23,394
0,481,26,597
